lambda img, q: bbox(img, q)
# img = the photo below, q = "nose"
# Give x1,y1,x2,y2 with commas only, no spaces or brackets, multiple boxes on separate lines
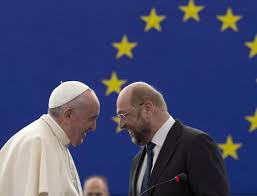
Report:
119,118,126,129
90,120,97,131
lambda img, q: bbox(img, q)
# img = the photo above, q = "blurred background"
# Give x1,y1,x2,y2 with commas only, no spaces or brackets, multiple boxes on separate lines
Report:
0,0,256,195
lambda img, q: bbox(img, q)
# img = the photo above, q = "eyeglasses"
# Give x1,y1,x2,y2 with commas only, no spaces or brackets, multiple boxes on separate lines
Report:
117,111,130,121
117,102,145,122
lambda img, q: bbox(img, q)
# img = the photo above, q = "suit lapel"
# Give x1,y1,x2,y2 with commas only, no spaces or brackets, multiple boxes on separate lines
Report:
131,148,146,196
149,120,183,187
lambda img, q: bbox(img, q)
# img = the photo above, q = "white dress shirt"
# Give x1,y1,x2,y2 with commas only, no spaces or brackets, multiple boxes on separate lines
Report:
136,116,175,195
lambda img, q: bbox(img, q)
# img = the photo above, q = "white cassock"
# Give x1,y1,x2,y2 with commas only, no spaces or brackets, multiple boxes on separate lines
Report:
0,114,83,196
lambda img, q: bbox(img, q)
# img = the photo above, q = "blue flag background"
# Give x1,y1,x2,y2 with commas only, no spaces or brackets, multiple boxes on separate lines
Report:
0,0,256,195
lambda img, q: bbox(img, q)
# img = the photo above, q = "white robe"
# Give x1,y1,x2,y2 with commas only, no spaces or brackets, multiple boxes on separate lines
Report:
0,114,83,196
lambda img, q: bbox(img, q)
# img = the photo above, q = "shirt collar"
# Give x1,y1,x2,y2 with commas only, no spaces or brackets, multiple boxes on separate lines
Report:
41,114,70,147
151,116,175,148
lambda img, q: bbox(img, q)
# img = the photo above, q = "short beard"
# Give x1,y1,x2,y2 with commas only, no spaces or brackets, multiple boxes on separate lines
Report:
131,124,150,146
130,109,151,146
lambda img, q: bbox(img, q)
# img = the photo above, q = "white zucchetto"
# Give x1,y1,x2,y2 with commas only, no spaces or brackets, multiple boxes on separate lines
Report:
48,81,90,108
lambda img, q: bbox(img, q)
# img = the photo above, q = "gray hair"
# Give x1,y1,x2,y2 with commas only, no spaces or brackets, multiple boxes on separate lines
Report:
48,92,86,118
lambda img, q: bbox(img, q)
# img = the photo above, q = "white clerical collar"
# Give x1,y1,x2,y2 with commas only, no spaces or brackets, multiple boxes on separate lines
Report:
151,116,175,148
41,114,70,147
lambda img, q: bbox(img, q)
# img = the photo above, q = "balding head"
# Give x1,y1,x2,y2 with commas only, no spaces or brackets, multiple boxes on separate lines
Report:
117,82,167,111
83,176,109,196
116,82,169,145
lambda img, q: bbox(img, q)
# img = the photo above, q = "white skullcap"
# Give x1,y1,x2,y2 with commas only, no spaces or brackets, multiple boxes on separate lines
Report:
48,81,90,108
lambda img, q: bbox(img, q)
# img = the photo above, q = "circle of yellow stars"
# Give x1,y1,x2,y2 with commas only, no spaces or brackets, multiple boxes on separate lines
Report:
100,0,257,160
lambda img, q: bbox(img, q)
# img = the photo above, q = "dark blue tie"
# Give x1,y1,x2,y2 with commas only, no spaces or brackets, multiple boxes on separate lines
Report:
140,142,156,194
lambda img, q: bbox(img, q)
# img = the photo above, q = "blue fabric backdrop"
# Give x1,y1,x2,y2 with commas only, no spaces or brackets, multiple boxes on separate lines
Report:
0,0,256,195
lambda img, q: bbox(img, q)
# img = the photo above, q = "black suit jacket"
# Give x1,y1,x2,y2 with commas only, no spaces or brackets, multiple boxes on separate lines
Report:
129,120,230,196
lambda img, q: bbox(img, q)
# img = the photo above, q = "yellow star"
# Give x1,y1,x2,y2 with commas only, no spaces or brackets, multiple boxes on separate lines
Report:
218,135,242,160
140,8,166,32
112,116,122,133
102,72,127,95
179,0,204,22
245,35,257,58
112,35,138,59
217,7,242,32
245,109,257,132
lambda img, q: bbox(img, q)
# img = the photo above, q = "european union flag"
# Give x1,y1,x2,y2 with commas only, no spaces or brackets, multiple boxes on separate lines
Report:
0,0,256,195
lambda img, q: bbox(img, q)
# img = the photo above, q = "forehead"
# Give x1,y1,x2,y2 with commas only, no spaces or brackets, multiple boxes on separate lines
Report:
84,179,106,190
117,91,132,114
81,91,100,110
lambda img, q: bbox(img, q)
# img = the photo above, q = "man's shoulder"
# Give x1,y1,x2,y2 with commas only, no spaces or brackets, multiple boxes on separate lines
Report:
131,147,144,164
2,117,50,150
175,119,206,134
173,120,213,144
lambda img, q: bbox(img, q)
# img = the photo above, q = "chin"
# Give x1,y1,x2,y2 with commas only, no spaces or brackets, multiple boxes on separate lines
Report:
71,143,77,147
131,137,137,144
71,140,83,147
131,137,143,146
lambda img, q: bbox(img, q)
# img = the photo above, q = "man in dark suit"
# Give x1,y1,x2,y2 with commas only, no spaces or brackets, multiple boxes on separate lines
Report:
116,82,230,196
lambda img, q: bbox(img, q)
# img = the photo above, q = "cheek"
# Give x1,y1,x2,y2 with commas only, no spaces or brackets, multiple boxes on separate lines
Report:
83,120,92,131
79,118,89,128
74,122,85,133
133,119,146,131
126,121,140,131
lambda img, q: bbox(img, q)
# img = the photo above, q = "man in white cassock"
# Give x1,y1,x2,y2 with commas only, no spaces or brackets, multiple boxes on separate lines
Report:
0,81,100,196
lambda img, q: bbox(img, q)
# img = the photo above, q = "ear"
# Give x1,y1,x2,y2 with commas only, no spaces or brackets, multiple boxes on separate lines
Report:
143,101,154,112
62,108,73,123
141,101,153,120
